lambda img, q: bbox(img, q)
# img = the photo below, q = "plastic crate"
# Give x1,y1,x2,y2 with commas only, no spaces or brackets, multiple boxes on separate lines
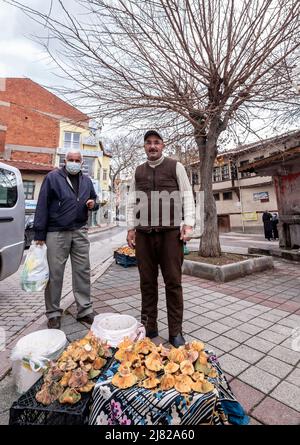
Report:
9,377,91,425
114,251,137,268
9,352,116,425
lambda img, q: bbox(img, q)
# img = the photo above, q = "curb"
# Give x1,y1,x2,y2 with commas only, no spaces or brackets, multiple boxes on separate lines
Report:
182,255,274,282
0,256,114,382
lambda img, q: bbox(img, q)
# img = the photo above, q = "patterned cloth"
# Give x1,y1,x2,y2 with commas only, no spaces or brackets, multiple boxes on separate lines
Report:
89,351,246,425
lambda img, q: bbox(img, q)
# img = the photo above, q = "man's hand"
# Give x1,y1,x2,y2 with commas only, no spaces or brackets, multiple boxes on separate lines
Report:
35,240,45,246
180,225,193,242
127,229,136,249
86,199,95,210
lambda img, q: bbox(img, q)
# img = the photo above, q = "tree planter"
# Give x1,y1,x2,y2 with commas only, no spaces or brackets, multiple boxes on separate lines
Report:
182,255,273,282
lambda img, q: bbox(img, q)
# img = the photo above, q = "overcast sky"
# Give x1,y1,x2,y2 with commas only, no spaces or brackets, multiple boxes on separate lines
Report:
0,0,298,144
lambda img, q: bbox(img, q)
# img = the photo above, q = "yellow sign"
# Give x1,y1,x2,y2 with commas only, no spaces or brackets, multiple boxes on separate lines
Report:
242,212,258,221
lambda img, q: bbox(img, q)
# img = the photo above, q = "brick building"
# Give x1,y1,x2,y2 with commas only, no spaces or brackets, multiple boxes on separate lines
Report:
0,78,108,211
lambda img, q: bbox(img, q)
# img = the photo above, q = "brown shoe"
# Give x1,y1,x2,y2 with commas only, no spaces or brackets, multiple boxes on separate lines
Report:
77,312,96,325
47,317,61,329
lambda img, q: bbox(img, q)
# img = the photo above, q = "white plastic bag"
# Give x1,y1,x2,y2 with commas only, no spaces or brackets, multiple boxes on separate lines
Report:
21,243,49,292
11,329,67,393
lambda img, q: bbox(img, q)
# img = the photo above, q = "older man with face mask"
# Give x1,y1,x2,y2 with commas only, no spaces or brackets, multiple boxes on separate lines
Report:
33,149,99,329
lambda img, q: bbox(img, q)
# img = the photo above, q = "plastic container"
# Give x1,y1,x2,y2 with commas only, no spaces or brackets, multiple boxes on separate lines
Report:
11,329,67,394
91,313,143,347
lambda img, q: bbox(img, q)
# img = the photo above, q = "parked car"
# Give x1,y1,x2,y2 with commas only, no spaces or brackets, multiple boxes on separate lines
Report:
24,213,35,248
0,162,25,280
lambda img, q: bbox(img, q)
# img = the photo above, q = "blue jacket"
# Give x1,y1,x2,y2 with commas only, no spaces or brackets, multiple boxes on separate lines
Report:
34,167,99,241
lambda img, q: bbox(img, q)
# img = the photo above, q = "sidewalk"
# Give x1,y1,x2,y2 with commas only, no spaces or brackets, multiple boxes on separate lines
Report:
1,254,300,425
68,258,300,425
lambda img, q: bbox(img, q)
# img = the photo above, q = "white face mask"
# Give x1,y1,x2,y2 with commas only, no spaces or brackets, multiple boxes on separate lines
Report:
65,161,82,175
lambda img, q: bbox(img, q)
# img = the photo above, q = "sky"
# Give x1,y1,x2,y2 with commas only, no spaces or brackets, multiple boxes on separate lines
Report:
0,0,298,146
0,0,61,86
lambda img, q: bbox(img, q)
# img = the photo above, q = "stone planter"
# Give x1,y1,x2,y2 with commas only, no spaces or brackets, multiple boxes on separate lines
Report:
182,255,273,282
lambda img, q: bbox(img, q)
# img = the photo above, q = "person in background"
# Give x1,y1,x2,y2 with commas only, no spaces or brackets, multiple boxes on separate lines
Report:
127,130,195,347
262,210,273,241
271,213,279,240
33,149,98,329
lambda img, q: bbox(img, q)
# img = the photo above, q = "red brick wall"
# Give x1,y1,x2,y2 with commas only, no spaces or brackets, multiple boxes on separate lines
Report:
0,78,88,125
0,130,5,154
11,151,53,164
5,103,59,148
0,78,89,163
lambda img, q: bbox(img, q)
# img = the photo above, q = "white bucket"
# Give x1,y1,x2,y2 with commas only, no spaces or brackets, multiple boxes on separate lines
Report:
11,329,67,394
91,313,140,347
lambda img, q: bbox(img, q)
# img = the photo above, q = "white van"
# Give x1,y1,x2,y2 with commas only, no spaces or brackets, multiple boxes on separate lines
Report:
0,162,25,280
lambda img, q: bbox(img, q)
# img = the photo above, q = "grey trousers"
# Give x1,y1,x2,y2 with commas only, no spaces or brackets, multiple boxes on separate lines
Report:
45,229,93,320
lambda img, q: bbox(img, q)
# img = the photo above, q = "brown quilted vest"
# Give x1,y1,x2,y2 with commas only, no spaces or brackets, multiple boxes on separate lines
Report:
134,157,182,230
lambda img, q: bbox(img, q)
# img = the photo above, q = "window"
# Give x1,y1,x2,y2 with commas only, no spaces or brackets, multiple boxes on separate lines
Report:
0,168,18,208
103,169,108,181
223,191,232,200
213,165,230,181
23,180,35,200
221,164,230,180
63,132,80,150
213,193,220,201
213,167,222,182
83,157,94,178
240,160,251,178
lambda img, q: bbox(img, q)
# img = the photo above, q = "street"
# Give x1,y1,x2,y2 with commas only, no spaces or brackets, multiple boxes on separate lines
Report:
0,226,126,350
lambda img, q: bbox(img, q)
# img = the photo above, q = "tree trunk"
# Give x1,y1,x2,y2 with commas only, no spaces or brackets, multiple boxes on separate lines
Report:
194,126,221,257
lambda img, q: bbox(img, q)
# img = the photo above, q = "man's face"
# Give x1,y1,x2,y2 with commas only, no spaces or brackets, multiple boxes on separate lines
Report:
144,135,164,161
64,152,82,165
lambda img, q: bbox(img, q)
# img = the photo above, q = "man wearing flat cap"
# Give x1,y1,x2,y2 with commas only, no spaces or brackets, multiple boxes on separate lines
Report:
127,130,195,347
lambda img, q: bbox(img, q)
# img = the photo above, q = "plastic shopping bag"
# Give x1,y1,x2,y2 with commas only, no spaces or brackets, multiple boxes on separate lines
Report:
21,243,49,292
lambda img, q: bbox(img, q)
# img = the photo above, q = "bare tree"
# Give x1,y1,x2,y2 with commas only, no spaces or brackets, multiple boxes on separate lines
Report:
108,135,144,193
7,0,300,256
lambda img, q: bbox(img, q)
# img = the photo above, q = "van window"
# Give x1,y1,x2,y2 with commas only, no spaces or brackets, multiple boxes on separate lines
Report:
0,167,18,208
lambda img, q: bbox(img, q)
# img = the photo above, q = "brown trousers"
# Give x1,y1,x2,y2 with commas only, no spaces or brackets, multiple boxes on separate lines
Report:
135,229,184,337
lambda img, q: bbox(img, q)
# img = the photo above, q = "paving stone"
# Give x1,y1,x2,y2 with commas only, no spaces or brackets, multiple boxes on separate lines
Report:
218,317,242,329
257,329,286,345
218,353,250,376
190,328,219,342
186,306,209,315
182,320,199,333
278,318,299,329
270,381,300,411
209,336,239,352
223,328,252,343
205,321,231,334
232,312,255,322
256,356,293,378
238,323,264,335
228,379,265,413
269,324,293,337
251,397,300,425
67,329,89,342
189,315,213,327
61,322,88,335
215,307,237,316
245,337,275,353
248,317,274,329
259,312,283,322
203,311,224,321
286,368,300,387
269,345,300,365
238,367,280,394
231,344,265,364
